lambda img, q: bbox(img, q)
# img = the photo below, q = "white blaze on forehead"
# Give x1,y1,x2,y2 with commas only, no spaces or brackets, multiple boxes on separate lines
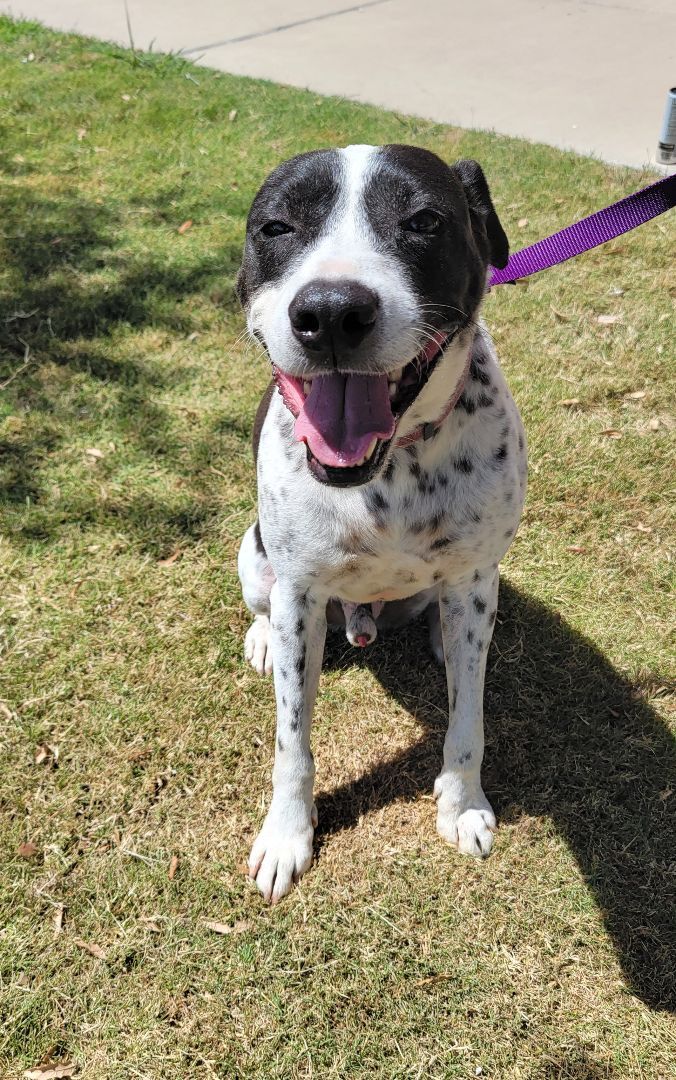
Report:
314,148,375,276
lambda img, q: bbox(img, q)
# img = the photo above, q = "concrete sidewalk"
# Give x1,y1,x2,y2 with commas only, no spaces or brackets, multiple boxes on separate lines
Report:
3,0,675,168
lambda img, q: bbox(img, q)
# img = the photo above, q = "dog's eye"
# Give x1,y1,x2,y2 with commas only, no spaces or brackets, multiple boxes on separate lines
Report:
402,210,442,235
260,220,294,238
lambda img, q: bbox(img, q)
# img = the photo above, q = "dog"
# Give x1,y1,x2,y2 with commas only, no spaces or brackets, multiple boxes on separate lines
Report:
236,144,527,903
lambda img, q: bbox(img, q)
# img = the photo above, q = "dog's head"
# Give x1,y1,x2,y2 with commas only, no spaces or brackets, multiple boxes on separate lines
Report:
237,144,508,487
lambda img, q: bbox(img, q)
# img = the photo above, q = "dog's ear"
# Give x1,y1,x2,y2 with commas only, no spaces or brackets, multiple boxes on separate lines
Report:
451,160,509,270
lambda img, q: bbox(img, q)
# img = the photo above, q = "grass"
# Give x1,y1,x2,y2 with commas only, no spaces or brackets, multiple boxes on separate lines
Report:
0,15,674,1079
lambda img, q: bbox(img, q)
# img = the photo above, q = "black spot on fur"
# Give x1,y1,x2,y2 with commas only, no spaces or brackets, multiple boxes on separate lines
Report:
368,489,389,514
504,528,514,539
438,473,448,488
458,750,472,765
476,639,484,652
494,443,508,463
431,535,457,551
279,667,288,681
518,433,524,451
409,460,422,479
281,695,287,708
433,571,443,582
473,570,482,583
277,737,285,752
470,359,492,386
473,596,487,614
456,393,476,415
452,688,458,711
295,616,305,635
454,456,474,474
477,393,494,409
488,608,497,624
467,629,474,643
295,648,306,675
382,458,396,483
253,520,267,558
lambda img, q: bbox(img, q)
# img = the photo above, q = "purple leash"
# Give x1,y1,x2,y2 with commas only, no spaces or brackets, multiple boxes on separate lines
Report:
489,172,675,288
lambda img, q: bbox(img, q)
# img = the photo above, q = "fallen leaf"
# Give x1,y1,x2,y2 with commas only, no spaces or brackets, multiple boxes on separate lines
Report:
414,973,454,987
18,841,38,859
34,743,58,767
85,447,104,459
76,127,87,141
558,398,580,407
121,93,131,101
168,854,179,880
649,417,661,431
596,314,621,325
187,331,200,342
600,429,622,438
141,917,161,932
53,905,64,937
177,220,193,234
202,920,233,935
0,702,13,720
517,217,528,228
624,390,646,400
635,522,652,533
23,1064,76,1080
158,548,181,567
608,286,624,296
566,545,586,554
228,109,238,122
550,307,571,322
74,938,106,960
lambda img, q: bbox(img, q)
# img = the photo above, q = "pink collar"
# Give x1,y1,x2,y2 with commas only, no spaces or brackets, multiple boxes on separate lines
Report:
394,348,471,448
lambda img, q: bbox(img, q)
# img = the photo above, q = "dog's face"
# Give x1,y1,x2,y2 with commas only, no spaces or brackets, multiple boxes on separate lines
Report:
237,144,508,487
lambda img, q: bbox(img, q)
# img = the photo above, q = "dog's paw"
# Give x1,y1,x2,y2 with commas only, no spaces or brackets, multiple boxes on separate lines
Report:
248,801,316,903
244,615,273,675
434,780,496,858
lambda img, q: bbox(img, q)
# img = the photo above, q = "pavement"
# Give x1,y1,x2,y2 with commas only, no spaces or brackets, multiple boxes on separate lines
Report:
3,0,675,169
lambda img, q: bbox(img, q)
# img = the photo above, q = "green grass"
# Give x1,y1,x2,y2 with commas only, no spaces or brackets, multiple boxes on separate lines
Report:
0,16,674,1079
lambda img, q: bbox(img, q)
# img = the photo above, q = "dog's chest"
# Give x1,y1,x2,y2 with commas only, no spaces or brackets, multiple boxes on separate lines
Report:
257,342,526,600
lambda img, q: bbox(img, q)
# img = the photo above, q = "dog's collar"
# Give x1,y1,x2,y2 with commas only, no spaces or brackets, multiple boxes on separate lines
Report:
394,348,471,448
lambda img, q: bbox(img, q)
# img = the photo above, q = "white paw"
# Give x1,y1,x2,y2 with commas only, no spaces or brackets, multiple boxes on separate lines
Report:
434,780,496,858
248,801,316,903
244,615,273,675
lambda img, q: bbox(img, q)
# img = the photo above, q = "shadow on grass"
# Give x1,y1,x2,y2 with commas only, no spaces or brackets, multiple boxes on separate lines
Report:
318,583,675,1012
0,182,243,546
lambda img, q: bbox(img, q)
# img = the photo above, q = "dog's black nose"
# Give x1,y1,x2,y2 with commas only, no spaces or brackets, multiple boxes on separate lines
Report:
288,279,379,354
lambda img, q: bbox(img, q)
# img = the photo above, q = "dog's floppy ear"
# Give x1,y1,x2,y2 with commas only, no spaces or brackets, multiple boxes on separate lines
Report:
452,159,509,270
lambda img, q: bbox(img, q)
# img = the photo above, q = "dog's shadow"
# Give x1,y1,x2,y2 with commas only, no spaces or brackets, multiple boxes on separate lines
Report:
316,581,675,1013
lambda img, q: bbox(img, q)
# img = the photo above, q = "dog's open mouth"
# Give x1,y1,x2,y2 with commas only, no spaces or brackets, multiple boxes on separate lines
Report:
272,331,450,486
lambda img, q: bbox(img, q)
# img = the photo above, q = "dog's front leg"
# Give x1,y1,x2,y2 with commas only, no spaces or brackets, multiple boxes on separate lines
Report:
248,580,326,902
434,570,499,858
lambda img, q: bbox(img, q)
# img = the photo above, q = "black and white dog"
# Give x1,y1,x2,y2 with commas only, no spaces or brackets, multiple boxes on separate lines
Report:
236,144,527,902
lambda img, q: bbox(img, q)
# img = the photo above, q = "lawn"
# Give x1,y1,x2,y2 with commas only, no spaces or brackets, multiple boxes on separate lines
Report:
0,15,674,1079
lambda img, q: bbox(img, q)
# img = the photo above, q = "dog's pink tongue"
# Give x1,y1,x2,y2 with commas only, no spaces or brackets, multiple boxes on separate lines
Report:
295,372,395,467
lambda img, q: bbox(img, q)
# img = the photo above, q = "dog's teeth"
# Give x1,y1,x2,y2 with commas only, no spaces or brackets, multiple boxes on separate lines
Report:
388,382,397,399
365,438,377,461
303,380,311,395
